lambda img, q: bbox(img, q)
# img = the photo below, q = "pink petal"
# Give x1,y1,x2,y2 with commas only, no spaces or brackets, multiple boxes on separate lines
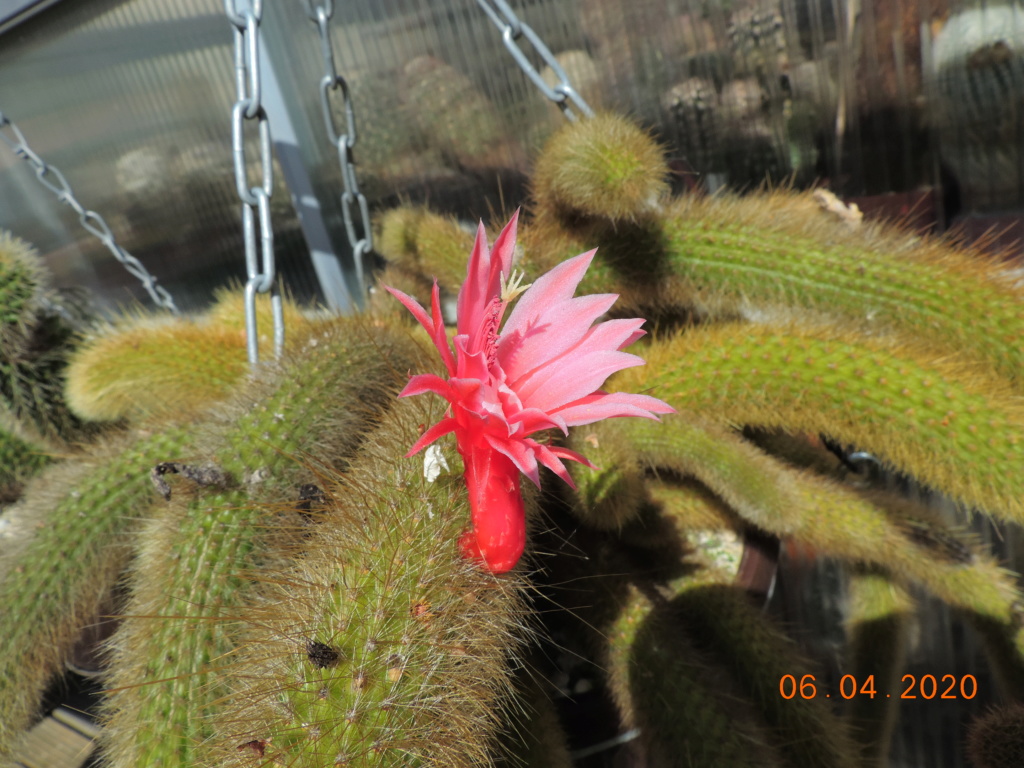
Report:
572,318,648,358
529,440,573,486
399,373,456,401
500,249,597,340
528,441,595,490
456,221,491,340
486,433,541,487
428,281,456,373
516,349,647,413
406,417,458,456
384,283,432,335
551,391,675,426
453,335,490,381
384,283,454,375
503,316,644,387
498,293,619,382
457,211,519,340
619,326,647,350
508,318,648,408
511,406,567,436
546,444,597,468
488,209,519,295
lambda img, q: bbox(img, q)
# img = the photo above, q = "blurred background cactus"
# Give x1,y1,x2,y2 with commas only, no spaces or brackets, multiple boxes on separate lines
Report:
1,1,1024,767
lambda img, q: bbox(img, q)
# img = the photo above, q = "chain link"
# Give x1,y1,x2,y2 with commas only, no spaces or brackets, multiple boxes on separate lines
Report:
302,0,372,290
475,0,594,121
225,0,283,364
0,110,179,314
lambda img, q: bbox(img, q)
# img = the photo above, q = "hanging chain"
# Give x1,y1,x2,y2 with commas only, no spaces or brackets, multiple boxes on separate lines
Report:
0,111,179,314
475,0,594,121
302,0,372,289
225,0,283,364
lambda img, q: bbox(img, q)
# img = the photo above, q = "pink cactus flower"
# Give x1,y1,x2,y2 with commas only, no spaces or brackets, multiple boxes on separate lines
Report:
384,210,673,573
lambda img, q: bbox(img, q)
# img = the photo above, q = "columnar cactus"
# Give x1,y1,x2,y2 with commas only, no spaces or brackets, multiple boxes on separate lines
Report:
0,230,84,443
197,398,530,767
3,109,1024,768
388,111,1024,765
100,317,420,767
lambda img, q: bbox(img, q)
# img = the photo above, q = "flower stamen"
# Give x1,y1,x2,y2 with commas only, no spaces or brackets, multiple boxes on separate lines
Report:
500,269,531,303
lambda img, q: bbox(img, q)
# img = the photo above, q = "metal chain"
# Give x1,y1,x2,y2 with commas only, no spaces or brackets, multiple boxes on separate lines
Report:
225,0,283,364
302,0,372,290
0,110,179,314
475,0,594,121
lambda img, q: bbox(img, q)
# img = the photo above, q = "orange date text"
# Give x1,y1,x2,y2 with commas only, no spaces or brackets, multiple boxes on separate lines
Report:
778,674,977,700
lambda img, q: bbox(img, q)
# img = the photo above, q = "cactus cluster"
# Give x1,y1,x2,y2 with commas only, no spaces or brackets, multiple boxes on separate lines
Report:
2,111,1024,767
376,113,1024,766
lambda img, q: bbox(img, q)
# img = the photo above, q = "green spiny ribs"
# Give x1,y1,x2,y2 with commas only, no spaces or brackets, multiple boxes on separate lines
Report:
199,398,528,768
615,324,1024,525
101,317,418,767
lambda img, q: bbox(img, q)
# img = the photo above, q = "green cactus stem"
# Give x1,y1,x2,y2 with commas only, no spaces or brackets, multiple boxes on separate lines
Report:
605,572,789,768
0,231,47,342
100,317,420,767
964,613,1024,702
198,397,529,768
569,415,803,534
843,569,911,767
671,580,860,768
644,477,739,535
788,481,1019,628
562,423,648,531
521,114,1024,391
65,291,312,424
623,192,1024,389
0,409,53,501
0,422,192,758
530,113,668,223
376,206,475,298
614,323,1024,526
577,414,1022,626
0,232,84,441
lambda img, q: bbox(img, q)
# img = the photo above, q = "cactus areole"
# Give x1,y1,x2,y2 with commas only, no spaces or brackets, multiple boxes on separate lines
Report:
385,210,672,572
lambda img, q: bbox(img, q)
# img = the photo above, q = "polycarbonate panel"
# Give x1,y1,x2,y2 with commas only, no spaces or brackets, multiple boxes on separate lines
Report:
0,0,326,313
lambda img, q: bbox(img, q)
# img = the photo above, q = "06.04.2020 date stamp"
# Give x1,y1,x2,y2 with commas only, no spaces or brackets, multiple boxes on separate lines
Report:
779,674,977,700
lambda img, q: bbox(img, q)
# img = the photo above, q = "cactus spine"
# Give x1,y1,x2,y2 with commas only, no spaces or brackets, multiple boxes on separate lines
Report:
575,415,1022,625
495,670,573,768
0,231,84,442
604,573,789,768
844,570,911,767
0,423,192,757
198,398,529,767
613,324,1024,525
100,318,419,767
966,701,1024,768
65,291,312,424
